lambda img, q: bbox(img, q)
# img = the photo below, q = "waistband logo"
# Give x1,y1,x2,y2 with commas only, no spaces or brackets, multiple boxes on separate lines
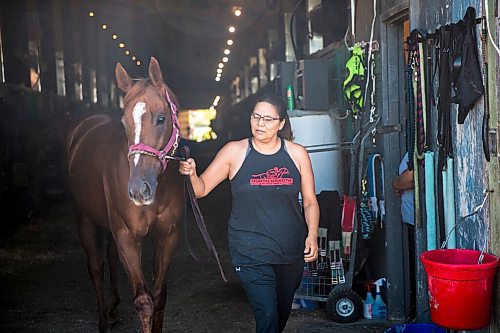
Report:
250,167,293,186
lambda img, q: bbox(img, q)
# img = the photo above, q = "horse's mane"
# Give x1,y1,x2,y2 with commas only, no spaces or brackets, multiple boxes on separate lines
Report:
123,78,180,110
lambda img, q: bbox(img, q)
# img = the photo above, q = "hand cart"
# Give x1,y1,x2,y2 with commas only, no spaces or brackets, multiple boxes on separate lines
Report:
295,200,364,323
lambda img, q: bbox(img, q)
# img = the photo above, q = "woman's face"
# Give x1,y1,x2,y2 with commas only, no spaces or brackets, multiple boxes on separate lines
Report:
250,102,285,141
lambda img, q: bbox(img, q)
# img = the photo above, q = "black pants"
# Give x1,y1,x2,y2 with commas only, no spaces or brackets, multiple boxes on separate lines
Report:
234,260,304,333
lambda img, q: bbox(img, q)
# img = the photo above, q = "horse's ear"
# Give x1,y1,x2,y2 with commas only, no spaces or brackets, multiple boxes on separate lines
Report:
115,63,132,92
148,57,165,88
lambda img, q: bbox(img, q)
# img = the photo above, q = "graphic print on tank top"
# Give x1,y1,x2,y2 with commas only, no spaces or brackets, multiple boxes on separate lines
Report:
250,167,294,186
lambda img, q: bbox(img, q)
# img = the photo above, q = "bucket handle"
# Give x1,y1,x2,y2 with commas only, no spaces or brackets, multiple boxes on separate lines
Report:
440,191,490,264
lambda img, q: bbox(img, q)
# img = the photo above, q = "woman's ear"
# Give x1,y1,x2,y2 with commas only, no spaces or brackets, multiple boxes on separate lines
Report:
279,119,286,130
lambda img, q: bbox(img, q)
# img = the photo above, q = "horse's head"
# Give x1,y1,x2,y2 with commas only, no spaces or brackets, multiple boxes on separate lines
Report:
116,57,181,206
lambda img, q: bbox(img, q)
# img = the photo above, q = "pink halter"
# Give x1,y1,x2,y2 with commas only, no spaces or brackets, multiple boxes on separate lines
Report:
127,89,182,172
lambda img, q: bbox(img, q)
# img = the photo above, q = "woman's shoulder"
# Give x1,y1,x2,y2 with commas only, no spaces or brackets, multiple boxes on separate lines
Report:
217,139,249,159
222,138,248,151
284,139,308,157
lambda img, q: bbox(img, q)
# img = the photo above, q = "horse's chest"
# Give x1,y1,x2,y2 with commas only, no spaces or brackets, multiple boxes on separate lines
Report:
125,206,177,239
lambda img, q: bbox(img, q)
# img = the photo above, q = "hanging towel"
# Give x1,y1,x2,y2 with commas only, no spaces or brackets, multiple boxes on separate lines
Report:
425,151,437,250
445,157,456,248
341,195,356,256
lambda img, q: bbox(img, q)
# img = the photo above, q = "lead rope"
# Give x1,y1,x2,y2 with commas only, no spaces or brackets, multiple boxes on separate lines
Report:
181,146,227,282
481,18,490,161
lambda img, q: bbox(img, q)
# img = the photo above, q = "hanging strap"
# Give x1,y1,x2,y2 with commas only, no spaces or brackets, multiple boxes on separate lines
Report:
367,153,385,227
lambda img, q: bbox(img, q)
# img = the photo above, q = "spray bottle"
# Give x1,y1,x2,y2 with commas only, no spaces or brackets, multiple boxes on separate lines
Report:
363,282,374,319
372,278,387,319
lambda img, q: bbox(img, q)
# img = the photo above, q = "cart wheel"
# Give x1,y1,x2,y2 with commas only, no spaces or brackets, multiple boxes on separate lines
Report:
325,287,363,323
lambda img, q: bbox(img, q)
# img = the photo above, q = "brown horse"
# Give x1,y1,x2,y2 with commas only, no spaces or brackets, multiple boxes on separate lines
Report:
67,57,184,333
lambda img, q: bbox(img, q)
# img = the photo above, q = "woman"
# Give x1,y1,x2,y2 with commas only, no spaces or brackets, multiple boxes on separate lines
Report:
179,92,319,333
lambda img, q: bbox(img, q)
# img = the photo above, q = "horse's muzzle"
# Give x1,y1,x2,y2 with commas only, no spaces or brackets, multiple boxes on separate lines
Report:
128,179,156,206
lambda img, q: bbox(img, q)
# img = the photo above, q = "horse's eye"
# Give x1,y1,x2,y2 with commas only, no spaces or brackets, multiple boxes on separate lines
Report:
156,116,166,125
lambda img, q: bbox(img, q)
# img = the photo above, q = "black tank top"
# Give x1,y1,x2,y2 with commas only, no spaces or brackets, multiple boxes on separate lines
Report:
228,138,307,265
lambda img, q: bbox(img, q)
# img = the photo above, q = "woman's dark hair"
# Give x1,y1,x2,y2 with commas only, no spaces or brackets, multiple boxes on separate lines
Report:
254,92,294,141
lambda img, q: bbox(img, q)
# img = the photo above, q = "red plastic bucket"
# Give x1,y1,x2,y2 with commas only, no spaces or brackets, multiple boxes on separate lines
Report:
420,249,499,330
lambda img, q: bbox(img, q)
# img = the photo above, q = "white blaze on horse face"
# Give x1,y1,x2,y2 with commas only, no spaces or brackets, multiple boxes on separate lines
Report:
132,102,147,166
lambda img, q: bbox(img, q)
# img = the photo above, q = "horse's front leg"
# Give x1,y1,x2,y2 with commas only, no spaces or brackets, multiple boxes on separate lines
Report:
113,226,154,333
106,234,121,326
151,224,180,333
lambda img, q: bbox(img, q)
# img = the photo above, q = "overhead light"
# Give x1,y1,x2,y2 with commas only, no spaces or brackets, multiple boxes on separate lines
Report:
89,11,95,17
102,24,107,30
215,77,221,81
218,63,224,68
233,7,242,16
132,55,137,61
222,57,228,63
125,50,130,55
136,61,141,66
112,34,118,40
119,42,125,48
226,39,233,46
224,49,230,55
217,68,223,74
228,26,236,33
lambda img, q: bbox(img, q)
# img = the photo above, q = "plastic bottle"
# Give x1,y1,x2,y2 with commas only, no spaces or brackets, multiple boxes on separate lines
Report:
363,283,374,319
286,85,295,110
372,278,387,319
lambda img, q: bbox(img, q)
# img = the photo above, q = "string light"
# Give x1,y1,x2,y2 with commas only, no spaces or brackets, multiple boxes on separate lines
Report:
228,26,235,33
88,11,140,66
222,57,228,62
226,39,233,46
224,49,230,55
234,8,242,16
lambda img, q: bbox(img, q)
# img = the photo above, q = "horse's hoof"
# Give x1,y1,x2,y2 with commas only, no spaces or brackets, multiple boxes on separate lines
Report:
108,308,119,327
98,321,110,333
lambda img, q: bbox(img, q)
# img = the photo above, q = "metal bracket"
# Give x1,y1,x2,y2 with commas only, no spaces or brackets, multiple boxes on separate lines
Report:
376,124,402,135
489,128,498,156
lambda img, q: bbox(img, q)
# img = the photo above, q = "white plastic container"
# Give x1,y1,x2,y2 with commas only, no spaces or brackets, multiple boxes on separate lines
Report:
289,110,344,194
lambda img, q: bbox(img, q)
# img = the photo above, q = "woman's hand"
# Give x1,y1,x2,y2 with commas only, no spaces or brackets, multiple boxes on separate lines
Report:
179,158,196,176
303,235,318,262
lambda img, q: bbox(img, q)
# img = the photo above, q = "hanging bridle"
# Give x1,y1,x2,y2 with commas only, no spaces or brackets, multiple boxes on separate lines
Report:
127,88,184,172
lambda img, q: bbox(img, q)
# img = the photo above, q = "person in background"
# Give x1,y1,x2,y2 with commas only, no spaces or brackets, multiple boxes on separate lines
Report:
392,152,415,319
179,92,319,333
